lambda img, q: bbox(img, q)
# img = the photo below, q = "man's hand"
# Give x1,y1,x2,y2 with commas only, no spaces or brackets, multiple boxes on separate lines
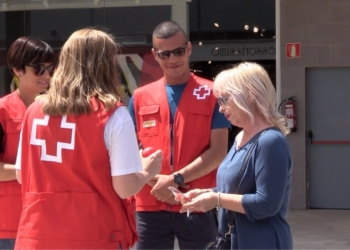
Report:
150,174,176,202
164,196,180,205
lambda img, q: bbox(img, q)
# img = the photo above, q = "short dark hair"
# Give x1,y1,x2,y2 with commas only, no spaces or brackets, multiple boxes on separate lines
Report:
7,37,54,75
152,21,187,44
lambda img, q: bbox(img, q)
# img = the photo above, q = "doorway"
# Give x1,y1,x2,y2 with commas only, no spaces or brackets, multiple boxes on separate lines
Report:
306,67,350,209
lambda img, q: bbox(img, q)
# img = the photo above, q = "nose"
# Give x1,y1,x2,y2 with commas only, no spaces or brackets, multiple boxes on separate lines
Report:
218,105,225,113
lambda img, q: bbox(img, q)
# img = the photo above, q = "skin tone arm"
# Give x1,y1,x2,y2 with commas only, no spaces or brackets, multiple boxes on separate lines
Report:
0,162,17,181
112,150,162,199
178,189,245,214
150,128,229,203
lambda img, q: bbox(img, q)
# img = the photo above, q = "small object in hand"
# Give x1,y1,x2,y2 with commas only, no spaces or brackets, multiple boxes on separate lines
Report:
142,147,157,157
168,186,191,217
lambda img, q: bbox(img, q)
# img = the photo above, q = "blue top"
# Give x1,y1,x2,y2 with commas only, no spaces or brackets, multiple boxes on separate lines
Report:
128,83,231,129
216,128,293,249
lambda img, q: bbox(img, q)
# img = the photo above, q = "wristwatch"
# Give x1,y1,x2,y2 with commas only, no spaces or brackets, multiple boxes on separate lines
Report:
173,173,185,186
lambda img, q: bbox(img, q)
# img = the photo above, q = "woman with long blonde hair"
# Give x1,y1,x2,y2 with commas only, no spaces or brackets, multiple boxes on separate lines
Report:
15,28,162,249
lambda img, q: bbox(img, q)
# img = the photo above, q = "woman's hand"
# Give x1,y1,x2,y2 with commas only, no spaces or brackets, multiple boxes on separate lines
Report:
140,149,163,179
179,190,217,213
175,188,213,204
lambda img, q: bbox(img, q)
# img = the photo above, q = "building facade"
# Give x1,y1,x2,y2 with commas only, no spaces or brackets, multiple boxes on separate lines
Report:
1,0,349,210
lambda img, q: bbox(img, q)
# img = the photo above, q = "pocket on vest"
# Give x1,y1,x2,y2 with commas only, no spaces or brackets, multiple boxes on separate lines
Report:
20,192,99,241
138,105,159,137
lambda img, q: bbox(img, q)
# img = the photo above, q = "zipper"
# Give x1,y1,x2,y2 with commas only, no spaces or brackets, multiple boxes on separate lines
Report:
168,123,174,212
170,123,174,172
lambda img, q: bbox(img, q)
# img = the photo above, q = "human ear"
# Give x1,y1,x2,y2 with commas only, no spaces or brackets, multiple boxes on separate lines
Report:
12,67,22,78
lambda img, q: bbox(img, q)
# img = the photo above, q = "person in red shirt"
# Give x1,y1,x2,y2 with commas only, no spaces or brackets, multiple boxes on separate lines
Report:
15,28,162,249
0,36,54,249
128,21,231,249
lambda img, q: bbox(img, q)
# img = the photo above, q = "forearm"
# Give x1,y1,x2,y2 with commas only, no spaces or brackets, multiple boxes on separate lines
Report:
219,193,245,214
0,162,17,181
178,128,228,183
178,150,224,183
112,170,153,199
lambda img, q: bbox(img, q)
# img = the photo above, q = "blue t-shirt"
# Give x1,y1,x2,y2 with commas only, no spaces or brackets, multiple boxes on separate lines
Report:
216,128,293,249
128,83,230,129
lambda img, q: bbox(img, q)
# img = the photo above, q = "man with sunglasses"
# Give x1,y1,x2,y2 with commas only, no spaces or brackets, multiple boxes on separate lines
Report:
0,36,54,249
128,21,231,249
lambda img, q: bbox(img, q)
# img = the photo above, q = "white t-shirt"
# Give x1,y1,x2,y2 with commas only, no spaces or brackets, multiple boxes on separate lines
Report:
15,107,143,177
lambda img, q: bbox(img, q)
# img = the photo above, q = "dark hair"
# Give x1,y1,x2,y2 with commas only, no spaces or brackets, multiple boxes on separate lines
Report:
7,37,54,75
152,21,187,44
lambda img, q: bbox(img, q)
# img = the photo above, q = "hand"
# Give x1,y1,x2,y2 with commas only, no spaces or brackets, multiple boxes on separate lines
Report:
179,191,217,213
175,188,212,203
150,174,176,202
140,149,162,179
146,177,157,187
164,196,180,205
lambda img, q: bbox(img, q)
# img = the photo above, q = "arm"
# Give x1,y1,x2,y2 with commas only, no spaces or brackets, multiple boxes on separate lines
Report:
241,133,292,220
106,107,162,199
150,128,228,201
0,124,17,181
179,190,245,214
112,150,162,199
176,128,228,182
0,162,17,181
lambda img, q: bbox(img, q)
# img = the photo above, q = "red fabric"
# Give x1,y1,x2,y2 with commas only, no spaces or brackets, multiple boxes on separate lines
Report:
0,92,25,238
133,74,217,212
16,99,137,249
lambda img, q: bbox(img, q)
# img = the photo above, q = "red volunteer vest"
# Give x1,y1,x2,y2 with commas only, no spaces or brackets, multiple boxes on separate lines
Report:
16,99,137,249
0,92,24,238
133,74,217,212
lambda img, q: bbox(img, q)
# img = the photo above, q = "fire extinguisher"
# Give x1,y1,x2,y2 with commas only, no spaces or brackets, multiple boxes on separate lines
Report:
278,96,297,132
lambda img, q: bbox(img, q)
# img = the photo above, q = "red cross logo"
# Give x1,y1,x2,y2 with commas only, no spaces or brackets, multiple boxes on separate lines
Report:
193,85,211,99
30,115,76,163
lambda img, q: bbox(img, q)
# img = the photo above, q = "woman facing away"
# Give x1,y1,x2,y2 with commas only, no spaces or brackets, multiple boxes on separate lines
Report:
0,37,54,249
178,62,293,249
14,28,162,249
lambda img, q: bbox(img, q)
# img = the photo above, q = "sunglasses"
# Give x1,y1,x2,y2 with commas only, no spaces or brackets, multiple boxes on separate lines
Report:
154,44,188,60
217,96,230,107
27,63,55,76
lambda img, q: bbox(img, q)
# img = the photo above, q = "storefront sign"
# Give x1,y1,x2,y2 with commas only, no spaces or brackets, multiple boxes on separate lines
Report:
191,42,276,61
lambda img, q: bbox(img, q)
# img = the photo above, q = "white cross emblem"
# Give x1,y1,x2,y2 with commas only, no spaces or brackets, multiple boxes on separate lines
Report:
30,115,76,163
193,85,211,100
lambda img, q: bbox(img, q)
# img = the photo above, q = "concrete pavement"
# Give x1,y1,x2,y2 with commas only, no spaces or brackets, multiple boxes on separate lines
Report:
132,209,350,249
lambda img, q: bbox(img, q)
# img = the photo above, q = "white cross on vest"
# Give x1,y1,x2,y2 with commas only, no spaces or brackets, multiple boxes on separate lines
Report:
30,115,76,163
193,85,211,99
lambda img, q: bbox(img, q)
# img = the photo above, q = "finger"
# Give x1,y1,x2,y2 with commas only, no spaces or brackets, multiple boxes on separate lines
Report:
180,184,190,189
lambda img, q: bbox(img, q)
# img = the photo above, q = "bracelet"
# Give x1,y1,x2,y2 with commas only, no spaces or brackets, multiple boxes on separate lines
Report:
217,192,221,208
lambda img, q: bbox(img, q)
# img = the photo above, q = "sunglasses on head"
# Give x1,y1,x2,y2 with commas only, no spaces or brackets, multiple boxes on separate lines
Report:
154,44,188,60
27,63,55,76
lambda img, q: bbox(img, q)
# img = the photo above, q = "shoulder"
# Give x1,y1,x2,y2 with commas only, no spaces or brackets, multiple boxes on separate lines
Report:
192,74,213,87
259,128,288,147
134,78,163,95
0,92,17,105
108,106,132,126
0,92,21,117
255,128,291,158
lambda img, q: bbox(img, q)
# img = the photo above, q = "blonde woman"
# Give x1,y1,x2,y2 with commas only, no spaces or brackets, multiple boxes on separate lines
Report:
15,28,162,249
179,62,293,249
